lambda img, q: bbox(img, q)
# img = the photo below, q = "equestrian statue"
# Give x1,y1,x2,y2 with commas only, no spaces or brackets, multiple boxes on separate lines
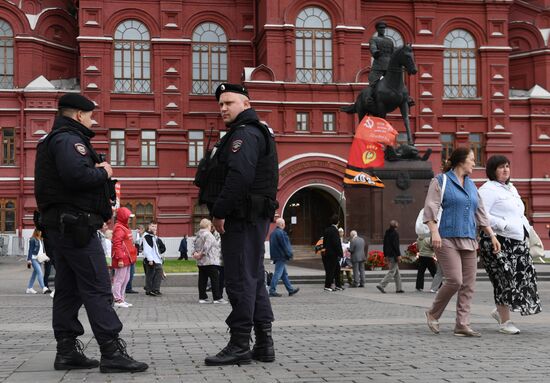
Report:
342,21,431,161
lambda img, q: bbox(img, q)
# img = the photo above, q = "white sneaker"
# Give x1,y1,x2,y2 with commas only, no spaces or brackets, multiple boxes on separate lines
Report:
50,290,55,298
123,301,133,307
26,288,37,294
324,287,333,292
213,298,228,304
490,308,501,324
43,287,51,294
198,299,210,304
499,320,520,334
114,301,130,308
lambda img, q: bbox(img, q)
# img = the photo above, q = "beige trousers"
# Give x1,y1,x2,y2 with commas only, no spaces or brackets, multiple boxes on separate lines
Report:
428,246,477,329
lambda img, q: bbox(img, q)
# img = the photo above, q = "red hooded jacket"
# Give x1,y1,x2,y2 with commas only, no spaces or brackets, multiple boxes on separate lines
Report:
111,207,137,268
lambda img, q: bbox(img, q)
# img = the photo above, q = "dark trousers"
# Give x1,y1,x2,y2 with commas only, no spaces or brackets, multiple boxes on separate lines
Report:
416,256,437,290
145,262,163,293
221,217,274,333
217,265,225,296
47,229,122,345
43,260,54,288
198,265,221,300
125,263,135,292
323,255,341,288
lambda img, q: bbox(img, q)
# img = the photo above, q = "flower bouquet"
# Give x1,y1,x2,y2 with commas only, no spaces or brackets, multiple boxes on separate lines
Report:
401,242,419,264
366,250,385,270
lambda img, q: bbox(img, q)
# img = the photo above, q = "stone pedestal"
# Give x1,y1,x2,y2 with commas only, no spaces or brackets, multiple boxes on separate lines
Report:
345,161,434,247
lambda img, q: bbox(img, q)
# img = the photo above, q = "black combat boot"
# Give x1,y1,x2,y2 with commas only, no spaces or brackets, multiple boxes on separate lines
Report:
54,338,100,370
251,323,275,362
204,331,252,366
99,337,149,373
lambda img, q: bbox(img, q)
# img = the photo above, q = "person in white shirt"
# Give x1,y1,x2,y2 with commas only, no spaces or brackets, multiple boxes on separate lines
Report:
479,155,542,335
142,222,163,296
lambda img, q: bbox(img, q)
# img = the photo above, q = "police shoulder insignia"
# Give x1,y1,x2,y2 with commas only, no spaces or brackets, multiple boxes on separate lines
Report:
74,143,87,156
231,139,243,153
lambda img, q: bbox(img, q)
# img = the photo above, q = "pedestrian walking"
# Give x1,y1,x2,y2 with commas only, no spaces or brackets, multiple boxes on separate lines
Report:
26,228,50,294
178,235,188,260
111,207,137,308
143,222,164,296
196,83,279,366
376,220,404,294
193,219,225,304
423,147,500,337
323,214,344,292
478,155,541,334
268,218,299,297
34,93,147,372
349,230,366,288
415,236,437,291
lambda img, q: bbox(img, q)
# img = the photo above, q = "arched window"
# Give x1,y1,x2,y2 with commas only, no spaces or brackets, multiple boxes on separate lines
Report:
443,29,477,98
114,20,151,93
372,27,404,48
192,22,227,94
295,7,332,83
0,20,14,89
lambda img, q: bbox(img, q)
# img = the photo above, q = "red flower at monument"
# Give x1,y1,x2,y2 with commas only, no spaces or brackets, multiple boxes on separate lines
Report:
366,250,386,268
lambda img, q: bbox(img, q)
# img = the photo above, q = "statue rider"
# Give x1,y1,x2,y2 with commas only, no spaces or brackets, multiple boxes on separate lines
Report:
366,20,414,107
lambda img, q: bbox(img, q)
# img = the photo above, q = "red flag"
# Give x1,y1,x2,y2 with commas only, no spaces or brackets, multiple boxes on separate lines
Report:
347,141,385,169
356,115,398,146
342,116,398,188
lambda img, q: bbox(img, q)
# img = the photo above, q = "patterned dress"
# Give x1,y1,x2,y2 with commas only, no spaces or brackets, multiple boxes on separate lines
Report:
480,234,541,315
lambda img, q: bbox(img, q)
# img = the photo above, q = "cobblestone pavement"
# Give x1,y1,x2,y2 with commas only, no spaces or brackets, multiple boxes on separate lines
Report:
1,256,549,383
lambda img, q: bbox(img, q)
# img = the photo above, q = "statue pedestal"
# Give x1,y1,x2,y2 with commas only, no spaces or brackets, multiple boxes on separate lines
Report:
345,161,434,248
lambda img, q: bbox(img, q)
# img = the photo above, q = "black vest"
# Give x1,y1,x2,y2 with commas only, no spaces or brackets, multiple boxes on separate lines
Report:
34,120,113,222
196,117,278,211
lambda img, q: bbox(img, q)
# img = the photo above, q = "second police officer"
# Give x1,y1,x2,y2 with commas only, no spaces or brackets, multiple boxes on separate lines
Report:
195,83,279,366
34,93,148,373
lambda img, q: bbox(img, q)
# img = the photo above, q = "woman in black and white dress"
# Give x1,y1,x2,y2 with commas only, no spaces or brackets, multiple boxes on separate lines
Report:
479,155,542,335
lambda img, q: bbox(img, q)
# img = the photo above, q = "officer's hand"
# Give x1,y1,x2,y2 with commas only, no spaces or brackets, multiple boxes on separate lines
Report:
213,217,225,234
96,162,113,178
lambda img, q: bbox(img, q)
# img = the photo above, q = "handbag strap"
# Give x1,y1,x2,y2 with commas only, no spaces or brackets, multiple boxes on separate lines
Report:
439,174,447,204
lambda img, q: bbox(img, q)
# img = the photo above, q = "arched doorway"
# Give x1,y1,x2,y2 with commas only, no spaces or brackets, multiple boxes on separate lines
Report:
282,186,344,246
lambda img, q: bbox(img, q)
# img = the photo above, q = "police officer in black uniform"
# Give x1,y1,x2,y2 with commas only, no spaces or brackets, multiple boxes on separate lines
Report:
34,93,148,373
197,84,279,366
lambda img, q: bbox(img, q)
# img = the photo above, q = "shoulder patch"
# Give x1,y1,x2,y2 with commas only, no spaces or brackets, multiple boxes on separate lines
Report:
74,143,87,156
231,139,243,153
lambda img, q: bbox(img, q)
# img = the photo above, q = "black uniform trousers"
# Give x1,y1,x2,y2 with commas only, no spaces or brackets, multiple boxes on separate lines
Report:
47,228,122,345
221,217,274,333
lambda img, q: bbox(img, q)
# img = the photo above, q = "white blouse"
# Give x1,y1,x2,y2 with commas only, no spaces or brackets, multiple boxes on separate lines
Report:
478,180,530,241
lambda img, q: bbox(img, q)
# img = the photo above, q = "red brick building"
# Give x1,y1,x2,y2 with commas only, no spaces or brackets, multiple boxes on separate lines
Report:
1,0,549,253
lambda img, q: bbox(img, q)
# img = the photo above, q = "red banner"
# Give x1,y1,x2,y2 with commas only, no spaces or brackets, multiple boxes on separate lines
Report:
356,115,398,146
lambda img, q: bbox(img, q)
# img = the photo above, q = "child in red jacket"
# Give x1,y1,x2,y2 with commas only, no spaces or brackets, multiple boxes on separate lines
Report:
111,207,137,308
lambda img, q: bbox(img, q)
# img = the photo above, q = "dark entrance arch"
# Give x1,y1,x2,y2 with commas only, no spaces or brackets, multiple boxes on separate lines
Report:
282,187,344,246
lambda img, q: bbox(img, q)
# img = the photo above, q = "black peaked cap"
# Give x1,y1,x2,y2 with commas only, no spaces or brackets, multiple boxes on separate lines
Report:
58,93,95,111
215,83,249,101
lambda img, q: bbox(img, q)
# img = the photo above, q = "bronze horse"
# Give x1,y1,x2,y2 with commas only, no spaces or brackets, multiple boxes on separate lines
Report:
342,44,418,145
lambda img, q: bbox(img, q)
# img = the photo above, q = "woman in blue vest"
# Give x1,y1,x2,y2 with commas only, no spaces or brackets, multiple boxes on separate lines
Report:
423,147,501,337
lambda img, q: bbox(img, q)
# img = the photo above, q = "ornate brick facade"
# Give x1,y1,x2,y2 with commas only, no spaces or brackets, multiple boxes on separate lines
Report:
1,0,549,249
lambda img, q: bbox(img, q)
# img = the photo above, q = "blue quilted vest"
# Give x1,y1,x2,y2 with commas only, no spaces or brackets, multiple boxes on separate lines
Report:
438,171,479,240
